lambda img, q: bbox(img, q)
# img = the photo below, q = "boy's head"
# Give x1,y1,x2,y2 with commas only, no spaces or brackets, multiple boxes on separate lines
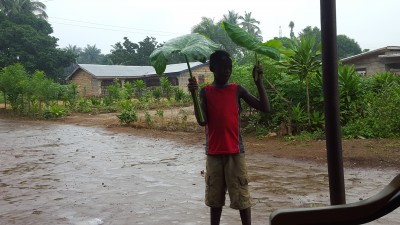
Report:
209,50,232,86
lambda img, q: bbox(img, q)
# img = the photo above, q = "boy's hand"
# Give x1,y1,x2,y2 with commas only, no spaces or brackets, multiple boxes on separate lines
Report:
252,61,263,84
187,77,198,93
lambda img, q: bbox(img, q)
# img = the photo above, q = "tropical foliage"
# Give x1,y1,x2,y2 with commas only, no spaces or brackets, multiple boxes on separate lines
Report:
281,35,322,126
0,7,398,139
150,33,220,123
0,0,48,19
0,10,75,81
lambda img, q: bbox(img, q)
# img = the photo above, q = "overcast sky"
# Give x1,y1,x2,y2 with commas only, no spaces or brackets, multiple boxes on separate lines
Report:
44,0,398,54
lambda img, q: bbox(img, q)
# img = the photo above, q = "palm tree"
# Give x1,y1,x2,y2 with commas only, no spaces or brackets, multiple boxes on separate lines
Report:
78,45,103,64
192,17,221,41
289,21,295,39
192,17,240,57
64,45,82,56
222,10,240,25
0,0,47,19
283,35,322,126
0,0,11,12
239,11,262,41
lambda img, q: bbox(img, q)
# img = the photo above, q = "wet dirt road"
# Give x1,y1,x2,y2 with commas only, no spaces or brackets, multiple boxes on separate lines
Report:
0,119,398,225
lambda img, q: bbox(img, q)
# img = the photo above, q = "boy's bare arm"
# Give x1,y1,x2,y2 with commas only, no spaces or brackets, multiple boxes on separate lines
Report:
239,63,270,113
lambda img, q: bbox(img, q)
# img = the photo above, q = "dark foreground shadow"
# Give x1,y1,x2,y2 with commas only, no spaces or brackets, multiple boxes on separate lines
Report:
270,174,400,225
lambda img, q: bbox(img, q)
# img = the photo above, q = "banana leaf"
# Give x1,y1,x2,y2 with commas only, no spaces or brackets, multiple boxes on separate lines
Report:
150,33,221,76
221,21,281,61
150,33,220,123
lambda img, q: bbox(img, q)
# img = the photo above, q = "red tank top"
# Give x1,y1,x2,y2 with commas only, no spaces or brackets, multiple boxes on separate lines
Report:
204,84,243,155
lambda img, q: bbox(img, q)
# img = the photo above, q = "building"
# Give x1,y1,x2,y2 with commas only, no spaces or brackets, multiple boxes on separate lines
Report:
341,46,400,76
66,62,212,97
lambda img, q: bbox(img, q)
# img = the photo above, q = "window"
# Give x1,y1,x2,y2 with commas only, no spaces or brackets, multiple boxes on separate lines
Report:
355,68,367,76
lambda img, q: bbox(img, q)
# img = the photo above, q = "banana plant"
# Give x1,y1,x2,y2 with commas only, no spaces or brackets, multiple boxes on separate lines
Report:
221,21,283,62
150,33,221,123
222,21,296,132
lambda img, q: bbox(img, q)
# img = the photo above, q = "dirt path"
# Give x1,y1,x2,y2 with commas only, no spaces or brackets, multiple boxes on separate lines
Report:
0,118,399,225
53,110,400,170
1,109,400,224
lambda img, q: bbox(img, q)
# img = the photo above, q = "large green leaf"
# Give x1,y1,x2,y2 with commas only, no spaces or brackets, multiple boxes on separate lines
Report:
149,33,220,75
221,21,280,61
150,33,219,124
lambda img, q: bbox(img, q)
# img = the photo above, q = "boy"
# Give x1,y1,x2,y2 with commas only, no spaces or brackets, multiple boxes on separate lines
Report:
188,50,270,225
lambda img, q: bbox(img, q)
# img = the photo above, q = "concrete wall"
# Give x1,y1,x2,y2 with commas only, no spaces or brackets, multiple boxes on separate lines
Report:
349,57,387,76
342,47,400,76
177,65,213,91
70,70,101,97
69,64,213,96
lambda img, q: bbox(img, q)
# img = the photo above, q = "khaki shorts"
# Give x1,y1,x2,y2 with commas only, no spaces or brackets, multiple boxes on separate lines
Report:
205,153,251,210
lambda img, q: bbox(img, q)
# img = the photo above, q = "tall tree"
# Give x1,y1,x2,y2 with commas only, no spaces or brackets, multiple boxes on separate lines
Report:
239,11,262,41
192,16,241,59
77,44,104,64
109,37,139,65
0,0,47,19
289,21,295,39
192,17,221,41
298,26,321,52
135,36,161,65
337,34,362,59
223,10,240,25
108,36,164,65
64,44,82,57
0,12,75,81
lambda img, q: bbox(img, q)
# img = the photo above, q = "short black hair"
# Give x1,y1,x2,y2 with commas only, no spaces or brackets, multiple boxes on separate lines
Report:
209,50,231,71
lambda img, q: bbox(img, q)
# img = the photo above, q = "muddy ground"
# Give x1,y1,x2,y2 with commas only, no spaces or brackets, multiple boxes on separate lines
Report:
0,109,399,224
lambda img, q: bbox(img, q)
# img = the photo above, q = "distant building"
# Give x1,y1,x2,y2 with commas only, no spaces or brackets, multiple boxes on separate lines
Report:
66,62,211,97
341,46,400,76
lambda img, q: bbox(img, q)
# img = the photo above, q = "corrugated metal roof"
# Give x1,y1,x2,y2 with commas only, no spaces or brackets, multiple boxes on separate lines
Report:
70,62,205,79
341,46,400,62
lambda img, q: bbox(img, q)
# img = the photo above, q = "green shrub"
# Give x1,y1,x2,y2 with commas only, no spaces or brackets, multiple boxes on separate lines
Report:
75,98,93,113
144,111,154,128
174,87,186,102
42,105,68,119
342,85,400,138
117,109,137,125
152,87,162,102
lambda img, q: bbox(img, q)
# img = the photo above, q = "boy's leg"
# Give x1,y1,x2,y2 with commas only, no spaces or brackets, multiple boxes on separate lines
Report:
239,207,251,225
206,155,226,225
225,154,252,210
210,207,223,225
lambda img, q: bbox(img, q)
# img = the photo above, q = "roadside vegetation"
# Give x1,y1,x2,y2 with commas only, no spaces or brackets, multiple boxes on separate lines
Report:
1,58,400,139
1,2,399,140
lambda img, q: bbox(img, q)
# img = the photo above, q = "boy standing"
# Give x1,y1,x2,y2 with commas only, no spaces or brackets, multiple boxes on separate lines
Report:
188,50,270,225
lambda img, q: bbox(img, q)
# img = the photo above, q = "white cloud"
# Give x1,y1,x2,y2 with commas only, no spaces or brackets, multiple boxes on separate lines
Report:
45,0,399,54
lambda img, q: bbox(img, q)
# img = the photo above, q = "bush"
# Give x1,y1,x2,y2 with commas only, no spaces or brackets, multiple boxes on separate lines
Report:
75,98,93,113
144,111,154,127
42,105,68,119
117,109,137,125
342,85,400,138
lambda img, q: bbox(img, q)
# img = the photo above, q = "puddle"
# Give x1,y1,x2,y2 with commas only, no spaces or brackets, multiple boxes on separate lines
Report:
0,119,398,224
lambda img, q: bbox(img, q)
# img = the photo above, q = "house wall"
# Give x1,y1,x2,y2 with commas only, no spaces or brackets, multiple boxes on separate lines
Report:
345,57,386,76
342,47,400,76
69,64,212,97
177,64,213,91
70,70,101,97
